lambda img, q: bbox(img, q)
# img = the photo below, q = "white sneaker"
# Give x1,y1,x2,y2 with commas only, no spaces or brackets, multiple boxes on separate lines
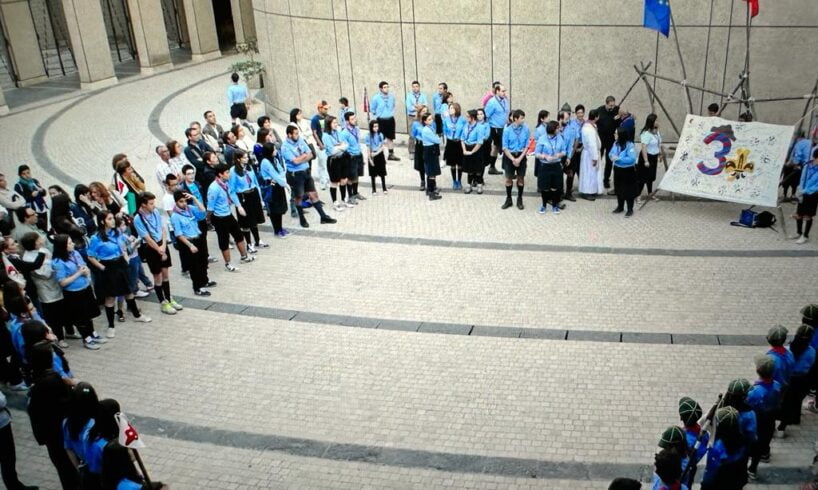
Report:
134,290,150,298
796,236,809,245
344,200,356,208
225,262,238,272
106,328,116,339
133,314,152,323
333,201,345,212
256,241,270,248
57,340,69,349
790,234,802,240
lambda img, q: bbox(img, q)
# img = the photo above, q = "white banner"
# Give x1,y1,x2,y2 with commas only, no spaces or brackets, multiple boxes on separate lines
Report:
659,115,793,207
116,412,146,449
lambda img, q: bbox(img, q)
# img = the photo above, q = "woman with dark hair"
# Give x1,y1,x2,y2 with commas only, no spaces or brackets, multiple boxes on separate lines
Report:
410,108,428,191
254,128,271,162
701,407,749,489
87,212,151,338
443,102,465,190
20,319,74,384
637,113,662,202
609,126,639,217
461,109,485,195
778,324,816,433
421,113,443,201
50,193,88,256
365,119,388,195
72,184,98,236
228,149,267,252
322,115,352,211
477,108,491,193
51,234,104,350
84,398,121,489
63,382,99,473
534,121,567,215
48,185,69,199
259,143,290,238
27,342,79,489
102,442,167,490
534,110,550,142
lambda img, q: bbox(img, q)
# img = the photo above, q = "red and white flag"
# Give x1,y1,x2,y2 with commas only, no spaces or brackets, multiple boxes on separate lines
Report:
743,0,759,17
116,412,146,449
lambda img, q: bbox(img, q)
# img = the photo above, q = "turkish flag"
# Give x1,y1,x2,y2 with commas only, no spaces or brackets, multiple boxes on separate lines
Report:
744,0,759,17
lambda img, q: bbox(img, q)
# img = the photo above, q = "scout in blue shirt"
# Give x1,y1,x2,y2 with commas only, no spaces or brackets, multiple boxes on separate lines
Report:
746,356,782,477
460,109,487,194
338,96,352,122
420,113,443,201
365,119,388,195
782,131,812,201
778,324,816,433
171,189,213,296
561,105,585,202
133,192,180,315
443,103,467,190
534,121,567,214
765,326,795,388
282,126,336,228
259,143,291,237
500,109,529,210
533,110,550,142
227,73,248,120
207,164,254,271
700,407,748,489
405,81,428,117
677,397,710,487
51,234,104,348
485,84,510,175
371,81,400,161
410,111,430,190
227,149,267,253
794,148,818,244
609,127,639,217
341,112,366,203
432,82,448,137
321,115,352,208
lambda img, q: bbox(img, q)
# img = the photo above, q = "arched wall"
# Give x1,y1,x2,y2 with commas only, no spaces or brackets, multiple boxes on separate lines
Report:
254,0,818,138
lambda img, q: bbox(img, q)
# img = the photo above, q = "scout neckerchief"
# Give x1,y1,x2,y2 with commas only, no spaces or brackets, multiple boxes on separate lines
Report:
345,123,359,141
216,179,233,205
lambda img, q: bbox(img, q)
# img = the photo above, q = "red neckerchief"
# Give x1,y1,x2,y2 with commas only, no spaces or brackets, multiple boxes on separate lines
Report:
216,179,233,205
770,346,787,355
759,376,773,385
686,423,701,435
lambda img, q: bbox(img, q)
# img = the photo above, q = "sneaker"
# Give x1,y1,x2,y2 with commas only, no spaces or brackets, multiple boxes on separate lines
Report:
91,333,107,344
160,301,177,315
256,241,270,248
321,216,337,224
281,229,290,237
133,314,152,323
419,183,426,191
428,193,442,201
169,299,183,311
194,289,212,297
796,236,809,245
65,332,82,340
607,189,617,196
344,199,356,207
57,340,69,349
538,205,546,215
134,290,150,298
552,206,560,215
371,191,379,197
116,310,125,322
276,230,288,238
240,255,255,263
208,256,219,263
383,189,388,195
106,328,116,339
333,201,345,212
354,194,367,201
83,341,101,350
790,234,802,240
464,185,473,194
488,167,502,175
205,280,217,287
651,195,660,201
476,184,484,194
247,244,257,254
225,263,238,272
8,381,29,391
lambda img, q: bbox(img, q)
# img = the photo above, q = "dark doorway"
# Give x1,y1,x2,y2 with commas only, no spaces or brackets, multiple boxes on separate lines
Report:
211,0,235,50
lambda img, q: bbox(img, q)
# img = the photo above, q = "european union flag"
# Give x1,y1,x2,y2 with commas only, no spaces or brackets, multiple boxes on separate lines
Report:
644,0,671,37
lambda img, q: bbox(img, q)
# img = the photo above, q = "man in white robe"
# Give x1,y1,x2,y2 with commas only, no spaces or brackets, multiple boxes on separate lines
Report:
579,109,604,200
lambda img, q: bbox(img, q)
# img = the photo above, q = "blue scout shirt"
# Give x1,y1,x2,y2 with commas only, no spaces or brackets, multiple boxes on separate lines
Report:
767,348,795,386
535,134,566,162
800,162,818,195
280,137,311,173
684,425,709,465
365,132,384,153
227,84,247,105
260,157,287,187
53,251,91,292
117,479,144,490
133,209,164,243
87,231,126,261
791,138,812,164
322,130,347,159
502,123,530,153
485,96,510,129
338,106,352,123
534,124,548,142
180,181,207,221
84,436,108,474
791,345,816,376
478,121,491,141
170,207,201,239
370,92,396,119
341,124,363,156
421,125,441,146
463,122,483,146
406,91,428,116
700,440,746,487
609,141,638,167
563,119,583,158
443,115,466,140
746,378,782,414
738,408,757,444
432,93,443,114
228,166,262,205
206,180,233,217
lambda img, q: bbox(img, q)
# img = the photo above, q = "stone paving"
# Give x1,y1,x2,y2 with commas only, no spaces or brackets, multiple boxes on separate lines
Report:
0,55,816,488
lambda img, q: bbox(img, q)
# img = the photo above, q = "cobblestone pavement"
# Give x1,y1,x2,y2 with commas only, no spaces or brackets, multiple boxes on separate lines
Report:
1,56,815,488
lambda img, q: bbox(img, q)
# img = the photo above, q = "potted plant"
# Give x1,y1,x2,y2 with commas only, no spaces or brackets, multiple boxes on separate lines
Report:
230,40,265,89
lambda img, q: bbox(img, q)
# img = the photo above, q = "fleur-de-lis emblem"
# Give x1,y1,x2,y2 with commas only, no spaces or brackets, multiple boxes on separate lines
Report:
724,148,754,182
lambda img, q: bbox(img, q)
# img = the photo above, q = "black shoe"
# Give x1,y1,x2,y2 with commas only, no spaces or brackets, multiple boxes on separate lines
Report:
501,198,513,209
428,193,442,201
419,183,426,191
516,199,524,210
625,210,633,218
607,189,617,196
558,202,566,210
388,154,401,161
565,194,576,202
354,194,367,201
205,281,217,287
580,194,596,201
299,216,309,228
612,207,624,214
194,289,212,297
321,216,337,224
604,181,611,189
488,167,502,175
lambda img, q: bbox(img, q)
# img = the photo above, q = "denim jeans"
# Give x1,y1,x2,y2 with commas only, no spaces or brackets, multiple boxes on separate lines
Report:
128,256,152,292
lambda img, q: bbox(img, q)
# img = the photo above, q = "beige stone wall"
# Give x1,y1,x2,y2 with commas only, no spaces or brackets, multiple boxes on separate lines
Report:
254,0,818,138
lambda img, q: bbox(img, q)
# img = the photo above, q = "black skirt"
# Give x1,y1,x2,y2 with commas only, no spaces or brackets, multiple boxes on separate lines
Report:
236,189,265,228
462,144,484,174
266,184,288,215
481,138,492,166
614,165,639,199
796,193,818,218
413,141,425,172
369,152,387,177
63,286,100,324
95,257,131,298
444,140,463,167
328,153,350,182
637,153,659,184
423,145,441,177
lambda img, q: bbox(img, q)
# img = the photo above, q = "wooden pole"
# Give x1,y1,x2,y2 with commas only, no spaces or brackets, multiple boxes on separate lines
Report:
796,74,818,135
743,3,756,119
637,70,732,99
635,65,681,137
669,8,694,114
130,449,153,486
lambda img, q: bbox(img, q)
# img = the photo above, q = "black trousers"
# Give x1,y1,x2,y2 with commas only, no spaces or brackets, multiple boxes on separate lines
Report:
178,237,208,291
749,411,775,471
0,424,24,490
601,138,614,185
46,438,79,490
197,219,210,258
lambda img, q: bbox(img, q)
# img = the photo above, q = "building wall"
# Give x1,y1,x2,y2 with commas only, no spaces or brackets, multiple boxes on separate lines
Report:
253,0,818,139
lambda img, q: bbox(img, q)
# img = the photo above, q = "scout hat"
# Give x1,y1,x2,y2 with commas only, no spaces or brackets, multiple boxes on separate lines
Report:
658,426,685,449
678,397,702,425
766,325,788,346
801,304,818,327
755,355,775,378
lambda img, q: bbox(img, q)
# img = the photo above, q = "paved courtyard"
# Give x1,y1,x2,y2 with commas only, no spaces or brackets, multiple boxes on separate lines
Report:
1,55,816,489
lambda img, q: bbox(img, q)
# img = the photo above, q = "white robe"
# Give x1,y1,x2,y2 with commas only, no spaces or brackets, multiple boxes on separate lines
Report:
579,122,604,195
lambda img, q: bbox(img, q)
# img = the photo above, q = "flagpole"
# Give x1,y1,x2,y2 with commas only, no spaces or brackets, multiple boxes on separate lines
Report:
742,1,756,119
668,3,694,114
130,449,153,486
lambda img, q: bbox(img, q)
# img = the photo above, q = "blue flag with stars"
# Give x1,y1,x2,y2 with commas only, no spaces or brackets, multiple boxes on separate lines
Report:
644,0,671,37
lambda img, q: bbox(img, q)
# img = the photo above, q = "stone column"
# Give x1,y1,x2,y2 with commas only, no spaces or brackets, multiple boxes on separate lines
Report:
230,0,256,45
0,0,47,87
181,0,221,61
61,0,117,90
126,0,173,73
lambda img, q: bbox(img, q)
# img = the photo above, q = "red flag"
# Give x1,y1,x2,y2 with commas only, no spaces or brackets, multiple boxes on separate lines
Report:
363,88,370,114
744,0,759,17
